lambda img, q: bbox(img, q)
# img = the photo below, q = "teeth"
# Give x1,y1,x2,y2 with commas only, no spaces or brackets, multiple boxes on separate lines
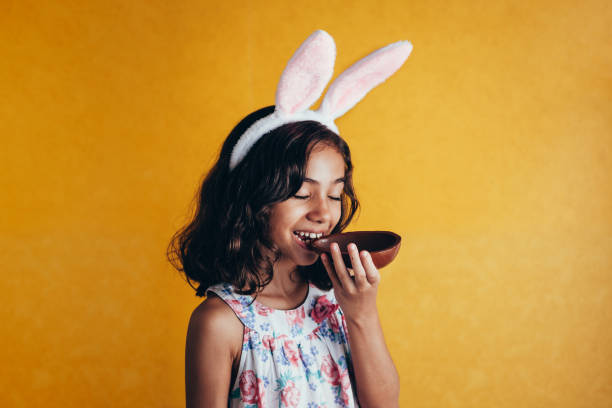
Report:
294,231,323,240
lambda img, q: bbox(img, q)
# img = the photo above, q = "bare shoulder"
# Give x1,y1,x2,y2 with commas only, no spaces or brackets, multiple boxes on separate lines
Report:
185,293,244,407
187,293,244,345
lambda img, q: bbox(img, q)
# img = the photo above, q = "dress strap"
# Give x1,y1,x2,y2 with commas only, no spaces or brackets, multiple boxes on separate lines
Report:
206,283,260,332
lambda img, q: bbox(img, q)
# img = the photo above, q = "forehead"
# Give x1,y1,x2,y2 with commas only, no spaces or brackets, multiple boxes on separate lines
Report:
304,144,345,181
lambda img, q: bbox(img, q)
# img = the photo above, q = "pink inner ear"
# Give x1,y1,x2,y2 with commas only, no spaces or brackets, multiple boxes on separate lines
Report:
320,41,412,119
275,30,335,115
291,77,320,114
331,71,387,116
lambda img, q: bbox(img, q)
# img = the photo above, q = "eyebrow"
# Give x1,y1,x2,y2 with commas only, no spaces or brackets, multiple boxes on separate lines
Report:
303,177,346,185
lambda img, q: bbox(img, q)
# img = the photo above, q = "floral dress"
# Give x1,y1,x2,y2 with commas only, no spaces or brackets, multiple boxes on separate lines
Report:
206,282,360,408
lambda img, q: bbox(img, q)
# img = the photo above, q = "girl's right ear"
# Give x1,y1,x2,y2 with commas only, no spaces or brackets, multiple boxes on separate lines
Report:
275,30,336,116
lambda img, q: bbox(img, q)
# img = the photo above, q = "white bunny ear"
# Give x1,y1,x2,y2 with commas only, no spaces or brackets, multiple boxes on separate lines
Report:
318,40,413,120
275,30,336,116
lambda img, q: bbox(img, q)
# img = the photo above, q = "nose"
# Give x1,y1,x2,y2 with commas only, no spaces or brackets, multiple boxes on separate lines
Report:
306,194,332,225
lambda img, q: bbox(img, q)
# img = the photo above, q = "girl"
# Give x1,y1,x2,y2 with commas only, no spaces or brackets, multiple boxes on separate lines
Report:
168,30,412,408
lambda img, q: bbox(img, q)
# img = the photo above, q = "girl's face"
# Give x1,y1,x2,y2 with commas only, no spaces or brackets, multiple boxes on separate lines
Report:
268,143,346,268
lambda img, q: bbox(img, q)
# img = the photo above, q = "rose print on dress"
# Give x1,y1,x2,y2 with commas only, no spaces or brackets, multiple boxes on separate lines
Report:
328,313,341,334
239,370,265,408
228,299,249,318
280,380,301,407
321,355,354,407
286,307,305,326
282,339,301,367
310,295,339,323
320,355,341,386
339,370,352,407
207,284,358,407
226,297,256,328
255,301,273,316
262,334,275,351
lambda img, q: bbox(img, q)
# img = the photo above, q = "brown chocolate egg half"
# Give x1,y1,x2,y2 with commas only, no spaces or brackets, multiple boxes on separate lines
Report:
310,231,401,269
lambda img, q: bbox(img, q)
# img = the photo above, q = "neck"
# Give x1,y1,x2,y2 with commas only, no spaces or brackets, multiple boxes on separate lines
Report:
260,258,307,299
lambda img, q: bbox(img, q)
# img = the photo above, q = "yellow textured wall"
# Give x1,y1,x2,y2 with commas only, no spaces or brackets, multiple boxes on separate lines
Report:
1,0,610,406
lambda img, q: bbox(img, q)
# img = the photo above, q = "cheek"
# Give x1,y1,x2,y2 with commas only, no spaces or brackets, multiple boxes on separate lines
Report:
332,205,343,225
270,217,289,237
268,207,297,236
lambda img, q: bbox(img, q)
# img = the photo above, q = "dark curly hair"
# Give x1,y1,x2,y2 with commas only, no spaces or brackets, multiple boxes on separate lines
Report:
167,106,360,297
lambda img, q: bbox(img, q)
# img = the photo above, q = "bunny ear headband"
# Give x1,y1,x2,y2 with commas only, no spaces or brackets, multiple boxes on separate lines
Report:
229,30,413,170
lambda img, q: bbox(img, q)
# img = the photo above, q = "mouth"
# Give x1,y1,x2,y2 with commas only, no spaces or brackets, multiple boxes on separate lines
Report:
293,230,326,247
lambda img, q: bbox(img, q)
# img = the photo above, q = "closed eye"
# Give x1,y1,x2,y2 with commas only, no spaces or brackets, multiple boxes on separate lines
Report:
293,195,342,201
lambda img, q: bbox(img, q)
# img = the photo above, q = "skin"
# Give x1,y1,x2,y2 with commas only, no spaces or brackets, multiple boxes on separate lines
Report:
185,143,399,407
260,142,345,306
321,245,400,407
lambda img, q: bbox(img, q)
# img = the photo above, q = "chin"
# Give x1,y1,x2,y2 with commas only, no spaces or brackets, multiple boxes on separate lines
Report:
294,253,320,267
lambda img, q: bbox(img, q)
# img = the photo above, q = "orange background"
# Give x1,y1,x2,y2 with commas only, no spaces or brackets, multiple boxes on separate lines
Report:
1,0,611,406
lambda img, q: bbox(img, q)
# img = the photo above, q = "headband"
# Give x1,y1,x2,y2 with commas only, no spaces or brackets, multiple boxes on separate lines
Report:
229,30,413,170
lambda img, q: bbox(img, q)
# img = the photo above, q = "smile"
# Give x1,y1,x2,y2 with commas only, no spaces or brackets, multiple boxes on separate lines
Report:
293,230,324,241
293,230,325,248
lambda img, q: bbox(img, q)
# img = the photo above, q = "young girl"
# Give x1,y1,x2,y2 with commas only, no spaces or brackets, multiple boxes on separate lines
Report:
168,30,412,408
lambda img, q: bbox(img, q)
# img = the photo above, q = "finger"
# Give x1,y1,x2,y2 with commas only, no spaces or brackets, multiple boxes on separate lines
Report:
330,242,354,290
321,253,342,289
348,243,368,289
361,250,381,285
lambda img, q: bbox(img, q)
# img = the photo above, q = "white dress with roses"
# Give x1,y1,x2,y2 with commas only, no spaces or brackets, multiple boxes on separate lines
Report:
206,282,360,408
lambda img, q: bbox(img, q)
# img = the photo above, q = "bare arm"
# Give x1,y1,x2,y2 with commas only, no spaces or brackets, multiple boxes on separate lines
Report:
321,244,400,408
185,294,244,408
344,310,399,407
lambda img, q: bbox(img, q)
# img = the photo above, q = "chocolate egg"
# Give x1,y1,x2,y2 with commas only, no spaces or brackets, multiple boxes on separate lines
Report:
311,231,401,269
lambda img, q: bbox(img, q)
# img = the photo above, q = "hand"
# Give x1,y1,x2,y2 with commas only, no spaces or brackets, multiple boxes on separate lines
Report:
320,242,381,323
